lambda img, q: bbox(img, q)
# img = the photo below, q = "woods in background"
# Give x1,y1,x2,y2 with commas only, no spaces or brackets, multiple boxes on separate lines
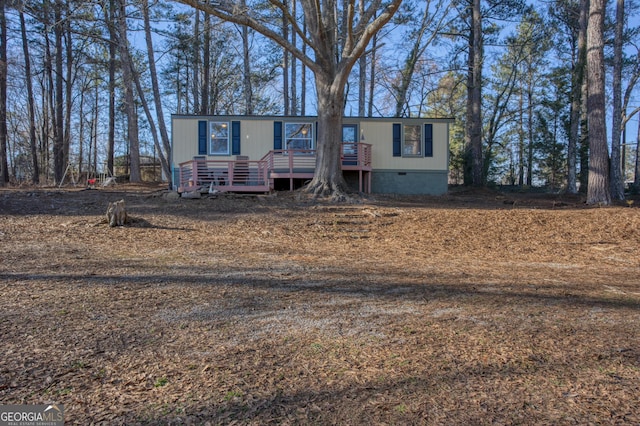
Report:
0,0,639,203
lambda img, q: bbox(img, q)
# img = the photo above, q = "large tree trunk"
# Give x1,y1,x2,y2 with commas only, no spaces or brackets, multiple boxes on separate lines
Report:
465,0,483,186
610,0,625,200
20,11,39,184
579,79,589,192
568,0,588,194
117,0,141,182
53,0,65,184
105,0,116,177
305,73,349,198
92,84,99,175
586,0,611,205
526,82,533,186
78,80,85,176
518,92,524,186
64,0,73,181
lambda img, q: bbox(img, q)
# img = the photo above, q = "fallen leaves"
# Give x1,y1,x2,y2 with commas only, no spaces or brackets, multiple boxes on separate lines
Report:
0,186,639,424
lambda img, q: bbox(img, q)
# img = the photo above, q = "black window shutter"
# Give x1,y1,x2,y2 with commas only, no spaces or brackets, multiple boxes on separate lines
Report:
392,123,401,157
424,124,433,157
274,121,283,150
198,120,208,155
231,121,241,155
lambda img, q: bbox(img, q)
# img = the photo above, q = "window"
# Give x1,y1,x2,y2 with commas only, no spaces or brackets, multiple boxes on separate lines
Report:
342,124,357,155
209,122,230,155
285,123,313,151
403,124,422,157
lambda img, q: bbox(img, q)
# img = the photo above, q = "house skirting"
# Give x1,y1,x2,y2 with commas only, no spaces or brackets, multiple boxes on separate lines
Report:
371,170,448,195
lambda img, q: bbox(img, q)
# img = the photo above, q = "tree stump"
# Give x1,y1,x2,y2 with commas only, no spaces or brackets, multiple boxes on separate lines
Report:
106,199,128,227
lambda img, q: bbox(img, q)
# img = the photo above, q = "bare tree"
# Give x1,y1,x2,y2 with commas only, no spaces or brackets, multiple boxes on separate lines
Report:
142,0,172,179
194,8,201,114
290,0,298,115
53,0,65,183
466,0,483,186
19,9,39,184
239,0,253,114
585,0,611,204
0,1,8,186
393,0,452,118
282,0,290,115
116,0,141,182
567,0,587,194
105,0,117,177
174,0,402,198
610,0,625,200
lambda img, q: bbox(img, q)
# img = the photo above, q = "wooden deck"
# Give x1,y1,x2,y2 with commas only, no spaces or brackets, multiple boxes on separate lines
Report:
178,143,372,194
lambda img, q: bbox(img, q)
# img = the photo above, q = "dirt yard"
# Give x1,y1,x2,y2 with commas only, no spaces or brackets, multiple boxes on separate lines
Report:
0,184,639,425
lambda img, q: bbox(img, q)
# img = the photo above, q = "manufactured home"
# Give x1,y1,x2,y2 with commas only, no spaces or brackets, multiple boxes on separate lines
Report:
171,115,453,195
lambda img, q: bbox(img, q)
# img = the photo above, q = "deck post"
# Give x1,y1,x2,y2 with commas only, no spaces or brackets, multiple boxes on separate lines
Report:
289,150,294,190
192,159,199,186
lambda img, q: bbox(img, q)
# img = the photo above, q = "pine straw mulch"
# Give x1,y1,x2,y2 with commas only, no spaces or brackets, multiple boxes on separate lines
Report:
0,184,639,425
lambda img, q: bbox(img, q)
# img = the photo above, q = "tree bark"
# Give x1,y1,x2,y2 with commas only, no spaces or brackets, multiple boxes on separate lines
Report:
20,10,39,184
306,73,350,197
142,0,172,180
291,0,297,115
579,77,589,192
357,0,366,116
53,0,65,184
116,0,141,182
368,30,377,117
78,79,86,176
465,0,483,186
301,18,307,115
586,0,611,204
64,0,72,181
610,0,625,199
282,0,289,115
202,9,211,114
0,1,7,186
241,24,253,114
518,92,524,186
194,8,201,114
567,0,588,194
527,80,533,186
634,117,640,192
92,84,98,175
105,0,117,177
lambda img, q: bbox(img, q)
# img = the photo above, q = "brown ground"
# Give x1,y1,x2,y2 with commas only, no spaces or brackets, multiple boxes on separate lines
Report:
0,184,639,425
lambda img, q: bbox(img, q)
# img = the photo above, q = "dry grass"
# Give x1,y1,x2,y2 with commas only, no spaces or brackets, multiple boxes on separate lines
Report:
0,184,639,425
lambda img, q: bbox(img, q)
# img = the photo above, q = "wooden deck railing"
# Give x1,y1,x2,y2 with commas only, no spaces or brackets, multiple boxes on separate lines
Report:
178,158,270,193
178,143,372,193
340,143,372,170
